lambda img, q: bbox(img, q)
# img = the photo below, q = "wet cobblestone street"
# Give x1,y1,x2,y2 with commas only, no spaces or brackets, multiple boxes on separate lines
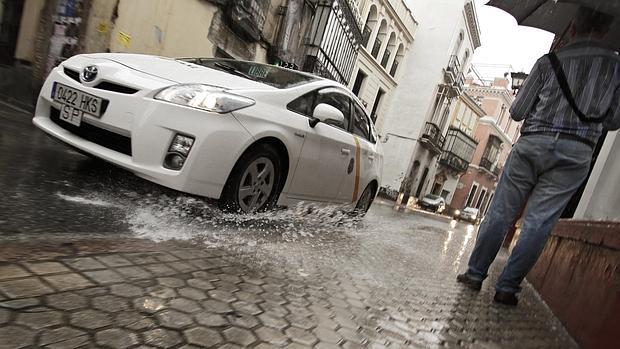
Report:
0,104,578,348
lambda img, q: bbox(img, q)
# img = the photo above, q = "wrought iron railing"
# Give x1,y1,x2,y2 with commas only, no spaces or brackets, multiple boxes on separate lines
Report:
303,0,362,85
480,157,494,173
440,151,469,173
447,55,461,74
440,128,478,173
420,122,445,153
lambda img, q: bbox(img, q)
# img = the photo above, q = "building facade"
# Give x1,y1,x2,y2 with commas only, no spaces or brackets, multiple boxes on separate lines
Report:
4,0,365,106
433,90,484,206
348,0,417,126
378,0,481,204
450,77,520,214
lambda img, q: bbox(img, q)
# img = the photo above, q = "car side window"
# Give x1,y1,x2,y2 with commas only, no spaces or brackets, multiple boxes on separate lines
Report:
314,91,351,131
287,92,315,117
352,103,371,141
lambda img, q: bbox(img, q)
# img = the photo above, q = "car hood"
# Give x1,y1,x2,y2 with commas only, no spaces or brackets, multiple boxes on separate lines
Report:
421,198,442,205
80,53,277,91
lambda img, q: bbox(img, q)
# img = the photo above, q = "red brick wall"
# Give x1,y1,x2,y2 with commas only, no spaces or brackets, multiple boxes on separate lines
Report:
528,220,620,349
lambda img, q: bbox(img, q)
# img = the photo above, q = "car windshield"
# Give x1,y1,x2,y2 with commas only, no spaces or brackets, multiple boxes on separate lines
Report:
464,208,479,214
178,58,319,89
424,194,442,200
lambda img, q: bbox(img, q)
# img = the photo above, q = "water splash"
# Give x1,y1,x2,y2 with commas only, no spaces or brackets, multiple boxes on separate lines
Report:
56,192,120,207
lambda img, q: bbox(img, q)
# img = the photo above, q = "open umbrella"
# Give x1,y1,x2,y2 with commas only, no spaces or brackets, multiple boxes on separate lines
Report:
487,0,620,50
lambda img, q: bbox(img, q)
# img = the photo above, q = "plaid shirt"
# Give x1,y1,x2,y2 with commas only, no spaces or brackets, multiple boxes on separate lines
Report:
510,40,620,144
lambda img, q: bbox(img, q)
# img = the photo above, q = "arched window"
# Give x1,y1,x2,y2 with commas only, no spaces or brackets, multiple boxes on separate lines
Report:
389,43,404,77
362,5,378,47
453,31,464,57
462,49,470,69
371,20,387,58
381,32,396,68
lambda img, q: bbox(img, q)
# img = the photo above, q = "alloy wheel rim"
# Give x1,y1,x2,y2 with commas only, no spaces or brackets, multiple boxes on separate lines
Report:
358,188,372,211
238,157,275,212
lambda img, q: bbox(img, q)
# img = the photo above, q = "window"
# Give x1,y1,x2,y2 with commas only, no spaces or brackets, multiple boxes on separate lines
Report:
287,93,315,117
370,89,385,122
476,188,487,209
352,103,371,140
314,91,351,130
352,70,367,96
466,183,478,207
482,136,502,164
453,31,464,57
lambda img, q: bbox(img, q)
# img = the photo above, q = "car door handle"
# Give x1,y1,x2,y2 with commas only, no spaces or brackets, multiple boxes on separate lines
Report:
341,148,351,155
368,154,375,161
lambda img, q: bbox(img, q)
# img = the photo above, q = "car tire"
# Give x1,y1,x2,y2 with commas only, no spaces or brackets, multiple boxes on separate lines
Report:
219,144,282,213
354,183,376,216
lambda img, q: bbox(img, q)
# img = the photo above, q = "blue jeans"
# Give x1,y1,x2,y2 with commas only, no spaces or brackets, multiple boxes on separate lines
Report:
466,134,593,293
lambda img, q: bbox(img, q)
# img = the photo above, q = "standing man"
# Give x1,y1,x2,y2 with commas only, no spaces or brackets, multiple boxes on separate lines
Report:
457,6,620,306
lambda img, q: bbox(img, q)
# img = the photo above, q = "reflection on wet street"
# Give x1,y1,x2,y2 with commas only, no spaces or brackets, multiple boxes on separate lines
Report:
0,105,577,348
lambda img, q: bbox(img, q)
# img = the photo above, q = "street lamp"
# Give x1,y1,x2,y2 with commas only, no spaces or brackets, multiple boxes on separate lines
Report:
511,72,528,91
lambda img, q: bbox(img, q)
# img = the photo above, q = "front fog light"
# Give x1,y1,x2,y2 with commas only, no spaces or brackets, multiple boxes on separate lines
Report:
165,153,186,170
169,134,194,156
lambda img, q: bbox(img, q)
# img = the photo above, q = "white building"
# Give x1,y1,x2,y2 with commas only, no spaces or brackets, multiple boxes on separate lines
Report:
378,0,481,201
349,0,418,123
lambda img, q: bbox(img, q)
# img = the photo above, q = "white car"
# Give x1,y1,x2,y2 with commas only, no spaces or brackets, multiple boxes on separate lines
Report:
33,54,383,213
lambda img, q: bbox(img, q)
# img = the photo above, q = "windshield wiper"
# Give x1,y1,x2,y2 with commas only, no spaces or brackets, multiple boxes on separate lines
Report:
213,62,256,81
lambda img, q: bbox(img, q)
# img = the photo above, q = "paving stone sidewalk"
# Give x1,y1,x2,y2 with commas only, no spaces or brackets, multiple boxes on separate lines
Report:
0,236,578,349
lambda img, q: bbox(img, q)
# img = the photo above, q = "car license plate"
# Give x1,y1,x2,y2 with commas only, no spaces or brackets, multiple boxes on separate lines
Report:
51,82,105,127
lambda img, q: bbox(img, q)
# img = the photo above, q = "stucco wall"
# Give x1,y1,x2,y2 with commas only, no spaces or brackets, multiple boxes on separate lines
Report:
109,0,218,58
574,131,620,221
380,0,476,192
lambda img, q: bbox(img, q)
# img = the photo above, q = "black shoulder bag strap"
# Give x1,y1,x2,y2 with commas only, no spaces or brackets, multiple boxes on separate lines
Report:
547,52,607,123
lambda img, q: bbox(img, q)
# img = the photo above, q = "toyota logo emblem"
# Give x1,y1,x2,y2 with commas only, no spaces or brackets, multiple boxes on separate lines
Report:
81,65,98,82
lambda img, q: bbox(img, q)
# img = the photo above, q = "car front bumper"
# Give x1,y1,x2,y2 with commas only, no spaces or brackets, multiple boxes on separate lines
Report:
33,66,254,199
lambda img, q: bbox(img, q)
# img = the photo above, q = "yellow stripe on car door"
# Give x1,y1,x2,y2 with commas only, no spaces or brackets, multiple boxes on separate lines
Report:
352,136,361,203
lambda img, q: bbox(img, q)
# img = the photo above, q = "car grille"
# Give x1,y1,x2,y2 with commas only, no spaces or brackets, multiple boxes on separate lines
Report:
50,107,132,156
63,68,139,94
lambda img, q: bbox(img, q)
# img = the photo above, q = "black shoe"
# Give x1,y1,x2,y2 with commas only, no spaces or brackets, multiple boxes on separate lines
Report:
494,291,518,306
456,273,482,291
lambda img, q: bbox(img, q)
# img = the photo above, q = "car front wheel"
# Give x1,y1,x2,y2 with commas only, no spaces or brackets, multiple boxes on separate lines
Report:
354,183,376,216
220,144,282,213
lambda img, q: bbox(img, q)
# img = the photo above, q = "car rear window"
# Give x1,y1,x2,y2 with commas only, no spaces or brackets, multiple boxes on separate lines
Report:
179,58,319,89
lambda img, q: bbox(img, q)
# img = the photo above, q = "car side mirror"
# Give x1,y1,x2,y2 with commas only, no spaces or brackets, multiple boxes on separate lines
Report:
310,103,345,128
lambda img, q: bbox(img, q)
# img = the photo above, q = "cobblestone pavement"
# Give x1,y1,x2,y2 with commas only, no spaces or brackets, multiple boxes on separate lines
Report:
0,204,578,349
1,102,578,348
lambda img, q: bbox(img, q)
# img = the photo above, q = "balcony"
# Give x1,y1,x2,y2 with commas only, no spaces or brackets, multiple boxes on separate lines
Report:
440,151,469,173
479,157,501,177
420,122,445,154
493,165,502,177
444,55,461,85
455,72,465,93
439,128,478,174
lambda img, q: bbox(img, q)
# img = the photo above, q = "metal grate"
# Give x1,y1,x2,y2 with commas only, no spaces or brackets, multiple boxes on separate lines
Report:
94,81,138,94
63,67,80,82
50,107,132,156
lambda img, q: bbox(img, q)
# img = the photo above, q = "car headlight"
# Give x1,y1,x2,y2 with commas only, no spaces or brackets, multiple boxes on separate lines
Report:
155,84,255,113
